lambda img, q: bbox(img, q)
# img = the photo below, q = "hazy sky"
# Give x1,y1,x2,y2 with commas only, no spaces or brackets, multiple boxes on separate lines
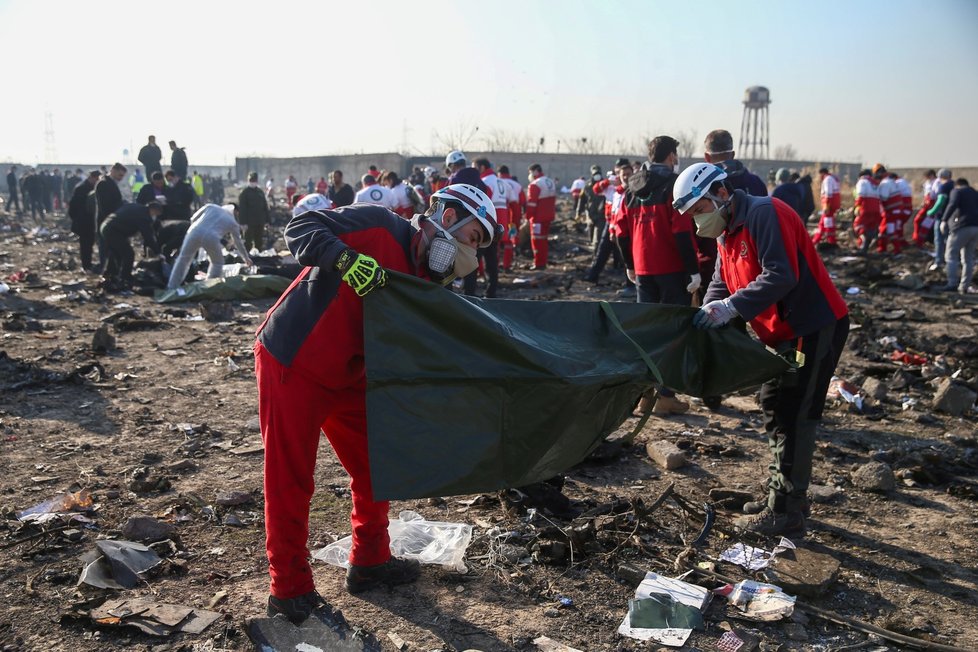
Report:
1,0,976,168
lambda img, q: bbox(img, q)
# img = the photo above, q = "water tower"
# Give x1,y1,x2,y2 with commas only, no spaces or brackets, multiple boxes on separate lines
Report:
739,86,770,159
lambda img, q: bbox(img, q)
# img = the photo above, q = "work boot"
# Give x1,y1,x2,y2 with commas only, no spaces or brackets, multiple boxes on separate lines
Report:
703,395,723,411
652,395,689,416
345,557,420,594
616,285,636,299
267,590,330,625
634,392,656,415
743,497,811,517
733,508,806,538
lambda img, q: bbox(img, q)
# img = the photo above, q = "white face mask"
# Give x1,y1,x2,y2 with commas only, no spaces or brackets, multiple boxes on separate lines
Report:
413,211,480,284
673,157,682,175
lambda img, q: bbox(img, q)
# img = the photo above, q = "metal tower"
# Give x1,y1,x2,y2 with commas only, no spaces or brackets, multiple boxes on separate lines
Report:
739,86,770,159
44,111,58,163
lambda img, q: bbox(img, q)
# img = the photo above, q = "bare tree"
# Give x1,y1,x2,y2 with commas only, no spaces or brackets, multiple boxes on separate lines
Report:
433,120,480,153
773,143,798,160
673,128,700,160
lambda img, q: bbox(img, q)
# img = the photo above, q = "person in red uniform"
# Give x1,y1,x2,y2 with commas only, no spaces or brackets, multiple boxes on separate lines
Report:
525,163,556,269
912,169,938,246
853,169,882,253
615,136,699,416
256,184,497,623
674,163,849,537
497,165,524,271
812,167,841,245
876,166,905,254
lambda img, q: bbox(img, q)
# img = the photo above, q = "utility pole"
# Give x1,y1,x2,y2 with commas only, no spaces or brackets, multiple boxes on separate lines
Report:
44,111,57,163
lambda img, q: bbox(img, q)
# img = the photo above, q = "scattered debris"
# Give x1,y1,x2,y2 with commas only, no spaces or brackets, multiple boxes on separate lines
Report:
646,440,687,470
215,490,254,506
120,516,177,543
932,378,976,416
78,540,163,589
617,572,710,646
89,596,221,636
719,538,796,571
17,488,93,520
91,323,116,352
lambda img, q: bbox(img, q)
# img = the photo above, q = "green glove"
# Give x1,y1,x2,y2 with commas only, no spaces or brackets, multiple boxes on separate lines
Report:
334,248,386,296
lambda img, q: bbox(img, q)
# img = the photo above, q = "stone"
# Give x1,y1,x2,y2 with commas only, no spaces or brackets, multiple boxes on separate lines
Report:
708,488,755,511
91,324,116,352
646,440,687,470
763,546,841,598
852,461,896,492
215,490,254,506
861,377,888,401
932,378,976,416
166,459,197,473
199,301,234,322
783,623,808,641
807,484,842,504
121,516,176,543
244,415,261,432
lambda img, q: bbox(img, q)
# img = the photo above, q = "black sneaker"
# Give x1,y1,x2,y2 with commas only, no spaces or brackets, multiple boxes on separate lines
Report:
345,557,420,594
267,590,330,625
733,508,806,538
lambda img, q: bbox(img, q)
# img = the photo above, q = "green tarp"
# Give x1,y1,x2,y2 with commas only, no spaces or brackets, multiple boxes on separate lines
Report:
154,275,292,303
364,272,790,500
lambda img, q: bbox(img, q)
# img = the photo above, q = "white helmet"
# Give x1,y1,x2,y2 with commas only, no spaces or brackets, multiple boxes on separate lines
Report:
423,166,436,178
430,183,497,247
292,192,334,218
445,150,466,168
672,163,729,214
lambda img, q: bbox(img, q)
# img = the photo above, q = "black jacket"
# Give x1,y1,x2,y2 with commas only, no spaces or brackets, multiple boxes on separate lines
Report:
576,179,606,221
796,174,816,219
170,148,188,179
162,181,195,220
945,185,978,232
328,183,355,207
138,143,163,175
5,172,16,195
137,183,167,205
100,203,160,254
95,178,123,223
68,179,96,235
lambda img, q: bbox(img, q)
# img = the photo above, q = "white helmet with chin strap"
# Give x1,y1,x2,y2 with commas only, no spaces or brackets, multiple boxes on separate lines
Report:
672,163,729,214
429,183,498,248
445,150,466,168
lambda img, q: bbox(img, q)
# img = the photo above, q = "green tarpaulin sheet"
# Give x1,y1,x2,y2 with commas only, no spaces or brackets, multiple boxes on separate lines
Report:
364,272,789,500
154,275,292,303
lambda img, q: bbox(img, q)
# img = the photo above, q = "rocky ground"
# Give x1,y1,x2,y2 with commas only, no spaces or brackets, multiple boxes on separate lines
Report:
0,199,976,652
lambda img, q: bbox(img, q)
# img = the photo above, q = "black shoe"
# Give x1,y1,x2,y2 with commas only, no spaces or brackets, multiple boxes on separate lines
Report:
345,557,420,594
733,508,806,538
267,590,330,625
703,395,723,410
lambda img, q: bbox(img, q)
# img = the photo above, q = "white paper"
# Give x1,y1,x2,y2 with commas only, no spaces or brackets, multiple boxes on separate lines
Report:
719,537,795,571
617,572,709,646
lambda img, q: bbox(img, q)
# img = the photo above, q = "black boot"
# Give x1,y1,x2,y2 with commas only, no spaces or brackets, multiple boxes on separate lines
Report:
345,557,420,594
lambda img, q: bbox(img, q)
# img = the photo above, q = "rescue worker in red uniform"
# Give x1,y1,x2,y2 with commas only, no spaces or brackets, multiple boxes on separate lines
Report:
255,184,498,623
876,166,905,254
674,163,849,537
615,136,700,416
525,163,556,269
497,165,524,271
853,169,882,253
812,167,841,245
912,169,938,246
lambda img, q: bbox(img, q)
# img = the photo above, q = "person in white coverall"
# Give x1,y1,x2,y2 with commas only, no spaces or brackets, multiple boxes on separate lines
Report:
167,203,254,289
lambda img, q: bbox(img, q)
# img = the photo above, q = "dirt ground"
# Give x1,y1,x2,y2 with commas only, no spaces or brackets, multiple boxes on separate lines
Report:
0,197,976,652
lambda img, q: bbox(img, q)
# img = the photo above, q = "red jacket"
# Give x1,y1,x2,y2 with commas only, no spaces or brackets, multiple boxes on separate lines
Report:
703,191,848,347
615,164,698,276
526,175,556,222
256,205,418,388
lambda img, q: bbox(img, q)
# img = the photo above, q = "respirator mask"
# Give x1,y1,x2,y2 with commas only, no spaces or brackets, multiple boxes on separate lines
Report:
411,204,480,285
693,197,730,238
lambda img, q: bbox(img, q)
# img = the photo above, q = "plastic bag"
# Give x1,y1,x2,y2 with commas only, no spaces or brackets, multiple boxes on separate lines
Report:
312,510,472,572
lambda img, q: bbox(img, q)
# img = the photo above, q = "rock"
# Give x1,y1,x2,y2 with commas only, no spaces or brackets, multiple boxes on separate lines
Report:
807,484,842,504
244,415,261,432
645,440,687,470
783,623,808,641
166,459,197,473
199,301,234,322
91,324,116,352
708,488,754,510
62,528,84,541
215,490,254,506
861,377,888,401
932,378,976,416
121,516,176,543
763,546,841,598
852,461,896,492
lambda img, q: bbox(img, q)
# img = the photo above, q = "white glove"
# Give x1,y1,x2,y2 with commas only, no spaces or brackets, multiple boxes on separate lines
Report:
626,269,637,284
686,273,702,294
693,298,739,328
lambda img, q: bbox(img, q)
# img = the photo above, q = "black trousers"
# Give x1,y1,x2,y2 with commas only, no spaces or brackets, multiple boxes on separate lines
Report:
760,314,850,512
637,271,691,397
463,242,499,298
101,229,135,282
76,224,96,271
585,221,622,281
6,190,20,213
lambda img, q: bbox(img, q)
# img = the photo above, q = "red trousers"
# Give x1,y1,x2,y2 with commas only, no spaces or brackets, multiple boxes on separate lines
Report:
529,217,551,268
812,196,840,244
853,210,881,249
877,210,906,253
255,342,390,600
912,195,936,245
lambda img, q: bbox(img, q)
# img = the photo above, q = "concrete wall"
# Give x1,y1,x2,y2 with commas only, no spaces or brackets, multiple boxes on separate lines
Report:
235,153,405,189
